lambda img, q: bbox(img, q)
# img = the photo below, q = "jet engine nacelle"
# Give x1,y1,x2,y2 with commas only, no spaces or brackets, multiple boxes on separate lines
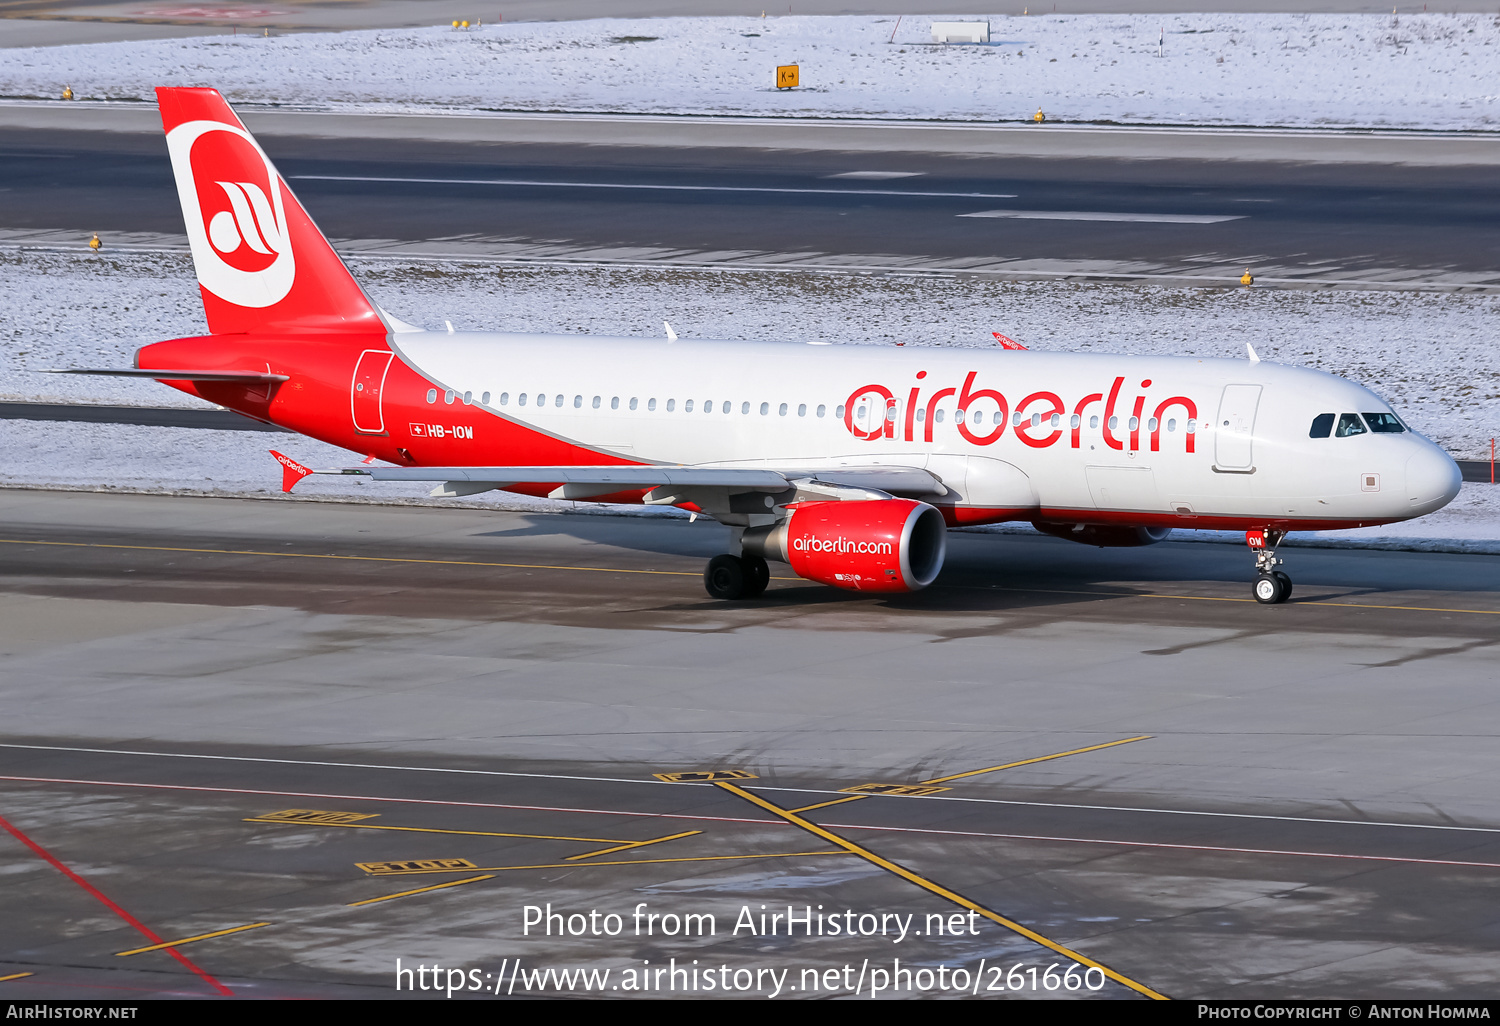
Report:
1032,522,1173,547
744,498,947,592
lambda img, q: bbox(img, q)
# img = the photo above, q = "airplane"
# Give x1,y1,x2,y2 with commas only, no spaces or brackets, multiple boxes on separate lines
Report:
58,87,1463,605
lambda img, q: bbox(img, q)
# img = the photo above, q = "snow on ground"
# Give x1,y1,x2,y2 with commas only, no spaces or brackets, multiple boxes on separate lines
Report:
7,13,1500,130
3,248,1497,549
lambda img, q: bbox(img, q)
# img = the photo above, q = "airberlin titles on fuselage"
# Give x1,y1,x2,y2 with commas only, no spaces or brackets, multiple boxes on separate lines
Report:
842,371,1199,453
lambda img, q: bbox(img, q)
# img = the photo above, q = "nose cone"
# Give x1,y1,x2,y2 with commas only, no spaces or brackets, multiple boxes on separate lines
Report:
1405,446,1462,516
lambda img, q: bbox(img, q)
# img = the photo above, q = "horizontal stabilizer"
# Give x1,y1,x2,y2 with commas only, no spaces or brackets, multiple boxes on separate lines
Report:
269,449,314,492
47,368,290,382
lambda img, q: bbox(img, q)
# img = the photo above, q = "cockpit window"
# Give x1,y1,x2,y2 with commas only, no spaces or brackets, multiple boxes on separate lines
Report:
1363,412,1405,433
1309,413,1335,438
1335,413,1368,438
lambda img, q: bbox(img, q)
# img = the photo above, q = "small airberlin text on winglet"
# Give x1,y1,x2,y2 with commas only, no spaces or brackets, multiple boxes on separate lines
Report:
270,449,313,492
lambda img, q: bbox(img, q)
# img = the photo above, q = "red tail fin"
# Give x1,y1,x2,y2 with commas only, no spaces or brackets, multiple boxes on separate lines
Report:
158,87,384,336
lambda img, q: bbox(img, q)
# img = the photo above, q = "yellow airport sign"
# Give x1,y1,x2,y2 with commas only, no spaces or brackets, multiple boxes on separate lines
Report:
776,64,799,89
255,809,380,825
357,858,479,875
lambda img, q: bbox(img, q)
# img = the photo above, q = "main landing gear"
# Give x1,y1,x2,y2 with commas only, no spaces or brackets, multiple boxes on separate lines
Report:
704,553,770,600
1248,529,1292,604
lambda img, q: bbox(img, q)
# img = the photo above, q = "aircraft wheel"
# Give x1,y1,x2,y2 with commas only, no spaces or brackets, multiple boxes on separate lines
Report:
704,554,748,600
1253,573,1286,605
740,555,770,598
1272,570,1293,601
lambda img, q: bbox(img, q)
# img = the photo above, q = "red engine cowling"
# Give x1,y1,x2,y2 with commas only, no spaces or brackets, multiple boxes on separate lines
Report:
748,499,947,592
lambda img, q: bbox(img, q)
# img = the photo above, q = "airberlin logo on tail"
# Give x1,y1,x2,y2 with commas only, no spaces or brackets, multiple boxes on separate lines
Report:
206,180,286,260
791,535,894,556
165,120,295,309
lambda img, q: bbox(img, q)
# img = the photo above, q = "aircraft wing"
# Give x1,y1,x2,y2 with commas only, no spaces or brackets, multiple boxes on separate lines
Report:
359,465,793,491
356,465,944,495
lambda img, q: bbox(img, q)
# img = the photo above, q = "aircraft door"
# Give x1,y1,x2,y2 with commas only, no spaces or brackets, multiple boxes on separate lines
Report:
1213,384,1262,470
351,349,394,435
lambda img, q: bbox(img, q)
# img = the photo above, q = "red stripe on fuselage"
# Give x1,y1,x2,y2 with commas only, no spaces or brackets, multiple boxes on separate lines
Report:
138,334,644,471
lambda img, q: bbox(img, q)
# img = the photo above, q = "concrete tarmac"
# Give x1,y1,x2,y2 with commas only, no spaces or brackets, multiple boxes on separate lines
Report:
0,489,1497,999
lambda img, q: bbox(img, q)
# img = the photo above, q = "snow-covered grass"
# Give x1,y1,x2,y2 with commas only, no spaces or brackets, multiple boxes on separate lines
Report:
3,247,1497,548
7,13,1500,130
7,248,1497,456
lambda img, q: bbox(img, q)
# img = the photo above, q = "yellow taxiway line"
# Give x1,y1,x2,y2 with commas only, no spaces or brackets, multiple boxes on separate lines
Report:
359,849,845,877
244,817,634,844
565,830,702,861
115,922,271,957
348,874,497,907
716,781,1169,1001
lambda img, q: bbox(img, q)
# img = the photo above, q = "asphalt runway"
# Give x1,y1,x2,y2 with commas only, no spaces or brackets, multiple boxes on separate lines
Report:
6,126,1500,282
1,489,1498,999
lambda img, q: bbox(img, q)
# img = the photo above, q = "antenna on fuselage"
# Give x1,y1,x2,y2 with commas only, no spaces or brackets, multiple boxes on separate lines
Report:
1246,343,1261,363
664,321,678,341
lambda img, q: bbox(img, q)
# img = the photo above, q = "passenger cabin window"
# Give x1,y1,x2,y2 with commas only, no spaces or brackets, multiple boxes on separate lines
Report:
1335,413,1367,438
1309,413,1335,438
425,389,437,404
1363,412,1405,433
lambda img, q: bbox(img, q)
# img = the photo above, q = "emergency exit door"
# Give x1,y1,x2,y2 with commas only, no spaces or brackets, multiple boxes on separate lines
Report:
351,349,394,435
1213,384,1262,471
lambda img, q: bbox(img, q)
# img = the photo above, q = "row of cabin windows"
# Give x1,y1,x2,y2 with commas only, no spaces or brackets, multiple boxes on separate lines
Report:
426,389,840,418
421,388,1194,434
1309,412,1406,438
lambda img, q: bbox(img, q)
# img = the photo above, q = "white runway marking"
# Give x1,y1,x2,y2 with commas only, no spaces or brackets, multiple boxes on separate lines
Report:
7,774,1496,871
291,174,1016,200
960,209,1246,224
827,171,925,180
3,743,1493,835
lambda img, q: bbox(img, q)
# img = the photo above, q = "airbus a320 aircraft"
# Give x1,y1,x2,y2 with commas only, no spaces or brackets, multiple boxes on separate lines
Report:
64,88,1462,604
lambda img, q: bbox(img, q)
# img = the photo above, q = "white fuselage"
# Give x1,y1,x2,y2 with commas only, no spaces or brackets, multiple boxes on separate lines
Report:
393,332,1461,529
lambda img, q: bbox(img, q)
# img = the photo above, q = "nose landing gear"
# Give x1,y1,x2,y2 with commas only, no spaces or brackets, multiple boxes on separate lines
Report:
704,553,770,600
1248,529,1291,604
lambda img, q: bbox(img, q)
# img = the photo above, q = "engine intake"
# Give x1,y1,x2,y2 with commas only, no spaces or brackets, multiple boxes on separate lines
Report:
744,499,946,592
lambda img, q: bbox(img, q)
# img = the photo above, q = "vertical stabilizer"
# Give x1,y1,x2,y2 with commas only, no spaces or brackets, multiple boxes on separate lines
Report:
157,87,385,336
